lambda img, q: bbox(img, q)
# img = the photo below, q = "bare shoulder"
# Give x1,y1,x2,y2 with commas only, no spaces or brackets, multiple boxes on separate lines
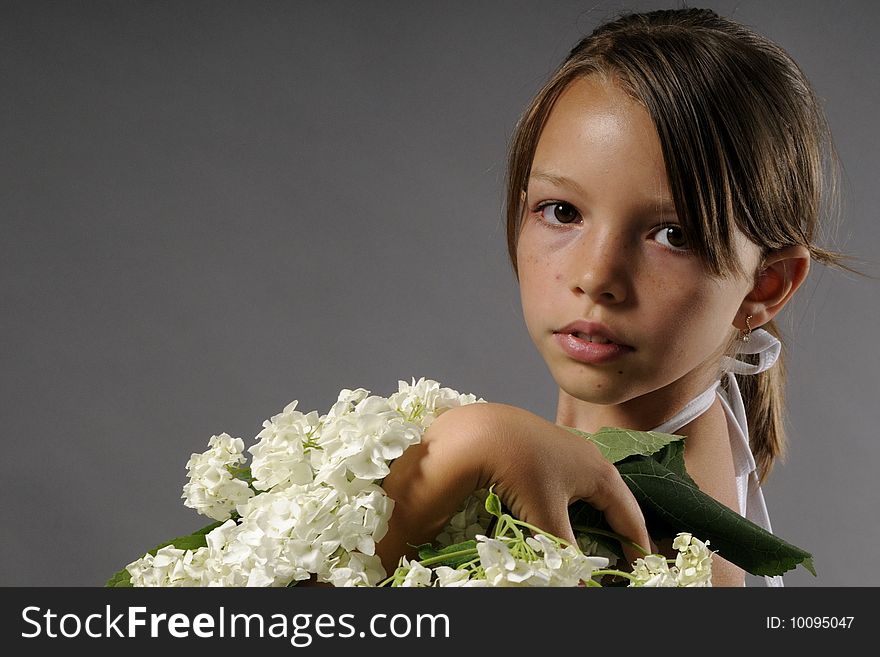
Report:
429,401,554,441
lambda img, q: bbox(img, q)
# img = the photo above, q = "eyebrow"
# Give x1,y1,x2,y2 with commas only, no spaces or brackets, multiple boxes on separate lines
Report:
528,171,587,196
528,170,677,214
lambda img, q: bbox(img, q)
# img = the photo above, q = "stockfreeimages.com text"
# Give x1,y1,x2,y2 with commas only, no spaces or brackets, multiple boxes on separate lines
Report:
21,605,450,646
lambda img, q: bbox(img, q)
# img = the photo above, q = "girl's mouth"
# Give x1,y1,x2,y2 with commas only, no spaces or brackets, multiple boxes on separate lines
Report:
569,332,613,344
554,332,634,365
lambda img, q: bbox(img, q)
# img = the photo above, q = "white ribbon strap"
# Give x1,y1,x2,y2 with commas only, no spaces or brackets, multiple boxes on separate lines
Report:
718,327,784,587
651,380,719,435
720,328,781,375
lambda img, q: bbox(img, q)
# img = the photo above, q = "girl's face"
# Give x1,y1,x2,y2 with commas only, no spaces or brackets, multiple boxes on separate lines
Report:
517,75,763,427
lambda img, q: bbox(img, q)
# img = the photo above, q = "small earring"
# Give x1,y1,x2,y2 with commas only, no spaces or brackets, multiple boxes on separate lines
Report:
741,315,753,342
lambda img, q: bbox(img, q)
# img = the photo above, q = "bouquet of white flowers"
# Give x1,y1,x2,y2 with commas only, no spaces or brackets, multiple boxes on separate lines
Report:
107,378,814,588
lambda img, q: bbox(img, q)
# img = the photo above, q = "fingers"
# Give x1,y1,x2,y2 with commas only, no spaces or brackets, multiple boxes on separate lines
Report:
517,486,646,568
522,499,578,546
584,466,651,566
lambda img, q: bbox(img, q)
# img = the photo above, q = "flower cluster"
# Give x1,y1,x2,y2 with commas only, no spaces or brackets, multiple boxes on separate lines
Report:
126,378,482,587
381,489,713,588
122,377,715,588
628,533,714,587
387,534,610,587
433,489,494,548
180,433,254,521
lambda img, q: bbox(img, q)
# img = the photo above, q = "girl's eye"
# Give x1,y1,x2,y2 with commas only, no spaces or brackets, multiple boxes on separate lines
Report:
539,202,580,225
652,225,690,251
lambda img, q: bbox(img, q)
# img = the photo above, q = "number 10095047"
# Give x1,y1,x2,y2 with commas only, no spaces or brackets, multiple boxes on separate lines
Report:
766,616,855,629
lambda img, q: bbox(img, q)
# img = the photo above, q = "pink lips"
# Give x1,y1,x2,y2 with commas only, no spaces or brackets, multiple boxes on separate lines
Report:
553,320,633,365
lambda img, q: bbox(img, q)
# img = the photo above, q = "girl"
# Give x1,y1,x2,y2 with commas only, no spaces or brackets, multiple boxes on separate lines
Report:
377,7,853,587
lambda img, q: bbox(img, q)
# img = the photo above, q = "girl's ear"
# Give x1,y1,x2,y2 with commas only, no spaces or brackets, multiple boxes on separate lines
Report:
737,245,811,330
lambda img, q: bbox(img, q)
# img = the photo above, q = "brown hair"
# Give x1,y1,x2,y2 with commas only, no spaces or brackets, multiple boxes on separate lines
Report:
505,7,859,480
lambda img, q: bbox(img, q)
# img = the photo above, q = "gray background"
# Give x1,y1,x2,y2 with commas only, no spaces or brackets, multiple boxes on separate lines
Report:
2,0,877,587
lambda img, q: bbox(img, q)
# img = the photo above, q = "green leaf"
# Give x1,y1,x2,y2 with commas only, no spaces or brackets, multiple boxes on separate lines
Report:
105,520,225,587
630,439,697,487
568,499,626,560
484,488,503,518
569,521,626,562
105,567,136,588
565,442,814,577
617,455,814,577
226,465,254,484
569,499,605,529
416,539,479,568
565,426,684,464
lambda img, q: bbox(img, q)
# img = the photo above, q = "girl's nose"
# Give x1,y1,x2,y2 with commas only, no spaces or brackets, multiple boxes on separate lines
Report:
568,229,629,304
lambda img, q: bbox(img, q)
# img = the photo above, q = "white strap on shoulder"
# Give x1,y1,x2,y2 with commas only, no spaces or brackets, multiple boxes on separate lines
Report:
650,381,719,435
716,375,783,587
720,327,785,587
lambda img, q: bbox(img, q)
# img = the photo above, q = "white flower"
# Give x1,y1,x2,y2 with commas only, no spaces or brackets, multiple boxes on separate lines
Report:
474,535,542,587
438,532,607,588
672,533,713,587
397,558,434,587
629,554,677,587
432,566,474,587
525,534,609,586
248,401,321,492
324,552,386,587
311,484,394,557
179,477,395,587
475,535,515,570
197,519,251,586
388,377,484,429
315,395,422,483
181,433,254,521
324,388,371,420
126,545,210,587
435,489,494,547
627,534,713,587
229,484,342,586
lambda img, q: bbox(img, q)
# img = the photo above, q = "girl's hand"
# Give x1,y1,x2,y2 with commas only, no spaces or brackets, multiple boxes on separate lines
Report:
376,402,650,573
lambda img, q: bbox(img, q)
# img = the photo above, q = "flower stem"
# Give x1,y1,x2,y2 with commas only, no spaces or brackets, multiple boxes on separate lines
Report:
571,525,649,556
508,518,574,547
418,548,479,568
592,568,636,582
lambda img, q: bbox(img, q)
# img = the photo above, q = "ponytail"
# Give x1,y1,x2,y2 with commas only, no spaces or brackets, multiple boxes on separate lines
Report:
735,319,787,482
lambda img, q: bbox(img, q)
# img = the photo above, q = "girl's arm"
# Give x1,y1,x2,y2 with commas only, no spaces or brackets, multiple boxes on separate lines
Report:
376,402,650,574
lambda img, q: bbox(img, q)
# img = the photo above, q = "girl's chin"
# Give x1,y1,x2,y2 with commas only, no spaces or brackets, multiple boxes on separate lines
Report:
553,377,633,406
